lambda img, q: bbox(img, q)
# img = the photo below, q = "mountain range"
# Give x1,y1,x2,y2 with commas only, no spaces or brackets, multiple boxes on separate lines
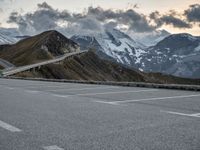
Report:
141,33,200,78
0,28,199,79
71,28,146,70
71,29,200,79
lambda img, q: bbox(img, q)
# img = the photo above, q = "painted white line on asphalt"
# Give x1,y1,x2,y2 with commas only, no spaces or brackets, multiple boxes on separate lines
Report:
95,101,120,105
96,94,200,105
48,86,119,92
25,90,40,94
75,89,158,96
163,111,200,118
52,89,158,99
5,87,15,90
0,120,22,132
43,145,64,150
53,94,69,98
192,113,200,117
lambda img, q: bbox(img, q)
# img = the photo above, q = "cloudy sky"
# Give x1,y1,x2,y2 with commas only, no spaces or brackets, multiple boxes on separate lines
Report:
0,0,200,36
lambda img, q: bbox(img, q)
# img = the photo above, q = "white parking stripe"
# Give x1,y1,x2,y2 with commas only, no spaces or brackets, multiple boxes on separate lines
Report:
53,94,69,98
163,111,200,118
0,120,21,132
52,89,158,98
97,94,200,105
47,86,119,92
43,145,64,150
25,90,40,94
192,113,200,117
74,89,158,96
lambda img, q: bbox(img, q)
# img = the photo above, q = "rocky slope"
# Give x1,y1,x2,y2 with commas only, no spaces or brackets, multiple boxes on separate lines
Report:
15,50,200,85
0,30,80,66
72,30,200,79
141,33,200,78
0,28,20,45
71,28,146,69
132,30,170,47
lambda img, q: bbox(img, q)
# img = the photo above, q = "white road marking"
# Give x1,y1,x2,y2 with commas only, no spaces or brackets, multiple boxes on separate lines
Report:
52,89,158,98
96,94,200,105
47,86,119,92
53,94,69,98
74,89,158,96
25,90,40,94
43,145,64,150
95,101,121,105
0,120,22,132
192,113,200,117
5,87,15,90
163,111,200,118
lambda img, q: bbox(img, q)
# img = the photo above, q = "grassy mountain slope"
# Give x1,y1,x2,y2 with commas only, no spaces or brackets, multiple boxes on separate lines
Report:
0,30,79,66
15,51,200,85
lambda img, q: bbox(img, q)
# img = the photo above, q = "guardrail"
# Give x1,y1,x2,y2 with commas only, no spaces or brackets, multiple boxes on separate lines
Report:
2,51,87,76
2,76,200,91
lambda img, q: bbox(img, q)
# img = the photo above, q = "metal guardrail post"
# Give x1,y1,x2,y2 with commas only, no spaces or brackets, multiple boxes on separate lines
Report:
0,70,3,77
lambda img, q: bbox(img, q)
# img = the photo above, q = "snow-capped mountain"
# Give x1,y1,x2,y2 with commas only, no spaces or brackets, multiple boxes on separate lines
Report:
71,28,146,69
141,33,200,78
72,29,200,78
131,30,171,46
0,28,20,45
0,33,16,45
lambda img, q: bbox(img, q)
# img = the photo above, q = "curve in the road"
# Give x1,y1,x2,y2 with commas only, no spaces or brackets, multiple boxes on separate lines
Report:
2,51,87,77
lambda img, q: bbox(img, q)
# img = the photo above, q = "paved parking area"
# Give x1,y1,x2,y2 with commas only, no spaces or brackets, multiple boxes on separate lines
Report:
0,78,200,150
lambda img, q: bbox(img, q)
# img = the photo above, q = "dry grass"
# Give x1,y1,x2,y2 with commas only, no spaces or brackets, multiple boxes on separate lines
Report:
15,51,200,85
0,30,78,66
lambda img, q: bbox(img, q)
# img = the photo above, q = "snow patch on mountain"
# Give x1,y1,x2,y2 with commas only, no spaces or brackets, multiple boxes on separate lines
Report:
0,28,21,45
141,33,200,78
71,28,146,68
130,30,170,46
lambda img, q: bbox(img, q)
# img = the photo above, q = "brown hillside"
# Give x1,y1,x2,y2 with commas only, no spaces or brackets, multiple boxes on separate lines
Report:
15,51,200,85
0,30,79,66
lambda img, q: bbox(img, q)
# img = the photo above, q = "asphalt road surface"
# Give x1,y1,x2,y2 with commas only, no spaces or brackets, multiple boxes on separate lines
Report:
0,78,200,150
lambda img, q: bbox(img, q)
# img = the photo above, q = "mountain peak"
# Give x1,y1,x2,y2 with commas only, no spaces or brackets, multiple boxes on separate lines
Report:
0,30,80,66
155,32,200,49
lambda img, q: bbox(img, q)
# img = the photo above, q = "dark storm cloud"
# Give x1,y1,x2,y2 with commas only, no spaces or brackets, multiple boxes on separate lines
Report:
7,2,156,35
184,4,200,22
150,11,192,28
160,15,191,28
37,1,53,10
7,12,30,33
87,7,155,32
7,1,198,36
7,2,72,34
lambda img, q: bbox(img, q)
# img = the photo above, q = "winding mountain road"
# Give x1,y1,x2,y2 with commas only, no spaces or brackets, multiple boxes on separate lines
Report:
2,51,87,76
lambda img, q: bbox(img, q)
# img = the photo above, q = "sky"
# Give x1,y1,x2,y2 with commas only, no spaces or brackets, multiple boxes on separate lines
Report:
0,0,200,35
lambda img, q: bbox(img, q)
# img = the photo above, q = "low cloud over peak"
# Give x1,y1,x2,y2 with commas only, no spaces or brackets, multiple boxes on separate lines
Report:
6,2,199,36
150,11,192,29
184,4,200,22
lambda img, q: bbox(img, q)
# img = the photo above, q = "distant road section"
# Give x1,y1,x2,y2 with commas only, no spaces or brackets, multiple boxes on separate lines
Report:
2,51,87,76
0,58,15,69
